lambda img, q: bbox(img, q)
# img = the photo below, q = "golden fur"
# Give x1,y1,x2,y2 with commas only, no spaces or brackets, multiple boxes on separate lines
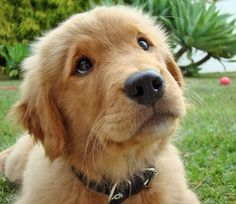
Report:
0,6,199,204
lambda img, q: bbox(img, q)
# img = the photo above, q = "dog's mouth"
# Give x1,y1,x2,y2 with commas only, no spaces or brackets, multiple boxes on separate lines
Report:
134,111,177,136
145,112,173,125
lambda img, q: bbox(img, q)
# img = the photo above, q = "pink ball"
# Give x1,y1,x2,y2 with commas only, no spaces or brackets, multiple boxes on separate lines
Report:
220,76,231,86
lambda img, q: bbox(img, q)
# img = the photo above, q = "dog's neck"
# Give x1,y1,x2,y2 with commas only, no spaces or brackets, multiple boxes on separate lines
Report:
70,165,157,204
62,136,169,203
67,136,168,183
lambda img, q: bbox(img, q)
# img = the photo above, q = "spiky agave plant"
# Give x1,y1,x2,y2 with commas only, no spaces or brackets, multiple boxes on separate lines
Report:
162,0,236,75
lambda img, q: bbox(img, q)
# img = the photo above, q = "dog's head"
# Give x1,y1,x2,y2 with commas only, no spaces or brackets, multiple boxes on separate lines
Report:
12,6,185,162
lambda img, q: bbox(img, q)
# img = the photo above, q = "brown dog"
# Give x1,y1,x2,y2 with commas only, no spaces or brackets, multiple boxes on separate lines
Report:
0,6,199,204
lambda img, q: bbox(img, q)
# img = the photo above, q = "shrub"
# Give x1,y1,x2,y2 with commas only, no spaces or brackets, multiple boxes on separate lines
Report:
0,44,29,79
0,0,92,44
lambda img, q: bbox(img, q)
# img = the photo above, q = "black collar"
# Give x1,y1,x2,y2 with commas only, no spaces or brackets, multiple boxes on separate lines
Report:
71,166,157,204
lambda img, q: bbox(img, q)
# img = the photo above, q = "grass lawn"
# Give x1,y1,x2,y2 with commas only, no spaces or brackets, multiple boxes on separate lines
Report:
0,73,236,203
0,80,21,203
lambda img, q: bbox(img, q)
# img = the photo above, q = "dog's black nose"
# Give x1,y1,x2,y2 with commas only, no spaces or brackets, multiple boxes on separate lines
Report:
124,70,164,105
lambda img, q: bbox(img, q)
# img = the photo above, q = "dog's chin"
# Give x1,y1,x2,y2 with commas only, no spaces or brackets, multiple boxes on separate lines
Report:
108,112,179,143
135,113,178,139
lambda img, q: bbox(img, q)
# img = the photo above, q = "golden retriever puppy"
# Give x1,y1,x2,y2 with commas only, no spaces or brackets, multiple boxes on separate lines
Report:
0,6,199,204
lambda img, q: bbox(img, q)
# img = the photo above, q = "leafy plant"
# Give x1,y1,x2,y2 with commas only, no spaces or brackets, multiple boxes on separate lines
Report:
145,0,171,17
0,44,29,79
162,0,236,75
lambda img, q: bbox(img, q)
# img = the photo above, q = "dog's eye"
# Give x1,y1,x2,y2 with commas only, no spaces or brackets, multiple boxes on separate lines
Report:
138,38,149,51
76,58,93,75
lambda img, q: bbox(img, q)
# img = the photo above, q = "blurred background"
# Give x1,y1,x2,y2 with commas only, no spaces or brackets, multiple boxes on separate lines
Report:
0,0,235,203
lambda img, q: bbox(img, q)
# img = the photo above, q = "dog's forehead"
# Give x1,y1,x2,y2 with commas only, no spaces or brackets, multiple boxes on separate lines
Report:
66,6,166,46
92,6,154,29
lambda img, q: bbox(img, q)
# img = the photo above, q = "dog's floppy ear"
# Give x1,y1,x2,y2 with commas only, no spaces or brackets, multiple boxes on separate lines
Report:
10,56,66,160
166,53,184,88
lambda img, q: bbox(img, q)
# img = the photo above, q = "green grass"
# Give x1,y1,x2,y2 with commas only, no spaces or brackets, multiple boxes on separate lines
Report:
176,72,236,203
0,80,22,151
0,80,21,204
0,73,236,203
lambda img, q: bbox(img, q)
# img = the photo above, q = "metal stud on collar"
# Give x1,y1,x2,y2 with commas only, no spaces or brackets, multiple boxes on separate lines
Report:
112,192,124,200
142,167,158,188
